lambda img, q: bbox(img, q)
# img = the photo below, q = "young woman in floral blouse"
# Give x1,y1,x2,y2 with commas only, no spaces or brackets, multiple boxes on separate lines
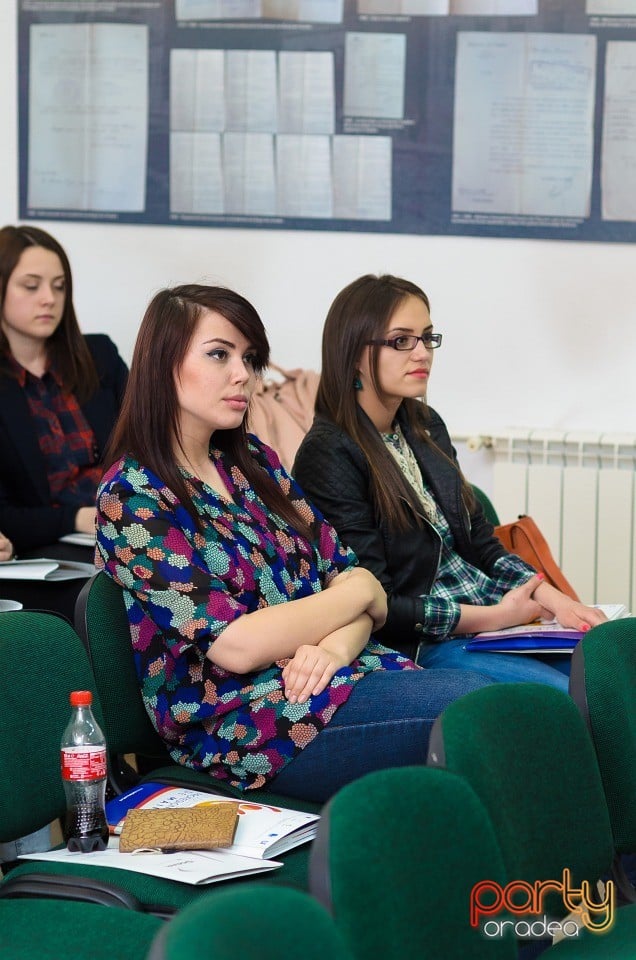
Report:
95,284,491,802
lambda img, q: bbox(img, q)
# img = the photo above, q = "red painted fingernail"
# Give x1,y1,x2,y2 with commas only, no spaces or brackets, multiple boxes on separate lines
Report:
581,624,590,632
536,573,544,581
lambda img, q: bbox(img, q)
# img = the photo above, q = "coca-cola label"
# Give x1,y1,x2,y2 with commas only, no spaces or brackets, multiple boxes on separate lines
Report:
61,746,107,781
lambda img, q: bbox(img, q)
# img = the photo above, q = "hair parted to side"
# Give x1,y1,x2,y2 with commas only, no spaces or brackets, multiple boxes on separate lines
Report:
316,273,473,532
105,284,312,539
0,224,98,401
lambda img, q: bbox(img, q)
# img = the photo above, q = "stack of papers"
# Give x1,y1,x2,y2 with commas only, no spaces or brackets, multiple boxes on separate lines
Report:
0,599,23,612
0,559,95,581
58,533,96,548
20,781,319,886
21,840,282,886
466,604,629,654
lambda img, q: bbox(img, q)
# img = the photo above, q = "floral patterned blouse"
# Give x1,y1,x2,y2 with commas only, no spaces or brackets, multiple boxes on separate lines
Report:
95,436,416,791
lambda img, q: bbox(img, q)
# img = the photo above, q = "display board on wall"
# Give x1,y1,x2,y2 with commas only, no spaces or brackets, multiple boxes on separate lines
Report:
16,0,636,241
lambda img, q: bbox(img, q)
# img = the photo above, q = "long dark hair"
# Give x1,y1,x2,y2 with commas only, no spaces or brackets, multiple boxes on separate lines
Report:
105,284,312,539
0,225,98,401
316,274,474,532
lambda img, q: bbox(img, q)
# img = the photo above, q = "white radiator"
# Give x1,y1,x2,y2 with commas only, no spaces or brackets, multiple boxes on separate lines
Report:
467,430,636,609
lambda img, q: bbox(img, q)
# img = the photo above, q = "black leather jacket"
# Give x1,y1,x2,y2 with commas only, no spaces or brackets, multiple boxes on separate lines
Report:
293,405,508,660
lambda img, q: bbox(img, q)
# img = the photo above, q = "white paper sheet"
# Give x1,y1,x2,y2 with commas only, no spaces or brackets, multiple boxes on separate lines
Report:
58,533,96,548
344,32,406,119
333,135,392,220
586,1,636,13
175,0,260,19
171,49,225,132
601,41,636,220
278,52,335,134
223,133,276,214
452,31,596,218
175,0,342,19
0,600,23,612
358,0,535,12
21,840,281,886
0,560,95,581
170,132,224,214
28,23,148,212
450,0,537,12
226,50,278,132
358,0,448,12
276,134,333,218
262,0,343,18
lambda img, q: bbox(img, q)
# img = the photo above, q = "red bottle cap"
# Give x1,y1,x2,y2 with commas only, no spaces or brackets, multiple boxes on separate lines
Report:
69,690,93,706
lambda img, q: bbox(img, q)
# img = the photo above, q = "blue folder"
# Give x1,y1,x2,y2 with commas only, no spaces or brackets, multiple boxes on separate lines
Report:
465,630,582,654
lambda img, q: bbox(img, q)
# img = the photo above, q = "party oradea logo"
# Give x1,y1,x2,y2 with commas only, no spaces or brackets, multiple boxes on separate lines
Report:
470,869,614,940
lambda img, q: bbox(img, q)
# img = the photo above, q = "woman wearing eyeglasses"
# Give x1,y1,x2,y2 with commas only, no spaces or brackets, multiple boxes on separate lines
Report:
293,274,604,687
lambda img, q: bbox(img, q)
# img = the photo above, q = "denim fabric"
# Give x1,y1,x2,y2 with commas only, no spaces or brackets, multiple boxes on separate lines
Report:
415,637,570,692
269,668,492,803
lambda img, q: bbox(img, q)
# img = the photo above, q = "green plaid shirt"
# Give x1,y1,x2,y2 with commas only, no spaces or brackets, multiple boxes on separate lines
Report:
382,426,535,640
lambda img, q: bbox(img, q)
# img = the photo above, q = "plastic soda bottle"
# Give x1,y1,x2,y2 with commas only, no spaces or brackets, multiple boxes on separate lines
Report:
60,690,109,852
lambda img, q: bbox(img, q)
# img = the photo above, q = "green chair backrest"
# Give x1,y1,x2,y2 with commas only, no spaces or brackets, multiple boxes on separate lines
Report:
147,884,353,960
73,573,320,806
1,899,162,960
0,611,103,842
309,766,515,960
74,572,170,762
73,573,320,897
570,618,636,854
428,684,614,918
471,483,500,525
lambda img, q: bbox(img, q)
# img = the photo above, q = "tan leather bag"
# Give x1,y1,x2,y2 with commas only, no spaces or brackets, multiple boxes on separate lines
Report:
248,364,320,472
494,515,580,601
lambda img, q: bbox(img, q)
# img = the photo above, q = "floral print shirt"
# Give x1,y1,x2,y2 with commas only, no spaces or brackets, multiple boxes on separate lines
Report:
95,436,416,790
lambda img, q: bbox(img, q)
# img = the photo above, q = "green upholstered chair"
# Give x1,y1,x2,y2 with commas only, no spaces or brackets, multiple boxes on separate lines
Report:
427,684,615,910
146,884,353,960
0,899,162,960
0,609,222,913
73,571,175,793
73,572,319,889
0,610,307,914
471,483,500,525
426,683,636,956
569,618,636,900
308,766,516,960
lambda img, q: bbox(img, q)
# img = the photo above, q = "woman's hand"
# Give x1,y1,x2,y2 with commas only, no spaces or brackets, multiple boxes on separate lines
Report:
533,581,608,631
0,532,14,561
75,506,97,535
494,574,547,629
282,644,347,704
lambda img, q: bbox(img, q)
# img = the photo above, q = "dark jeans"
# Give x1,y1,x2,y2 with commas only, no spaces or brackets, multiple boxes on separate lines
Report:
269,667,492,803
416,637,570,692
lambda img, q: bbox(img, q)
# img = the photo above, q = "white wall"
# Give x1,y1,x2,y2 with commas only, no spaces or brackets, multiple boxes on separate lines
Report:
3,1,635,463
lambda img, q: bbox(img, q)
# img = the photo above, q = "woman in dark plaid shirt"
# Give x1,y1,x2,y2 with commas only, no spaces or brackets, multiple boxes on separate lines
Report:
0,225,128,557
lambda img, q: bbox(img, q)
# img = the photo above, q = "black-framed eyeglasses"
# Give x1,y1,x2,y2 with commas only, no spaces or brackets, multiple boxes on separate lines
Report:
366,333,443,351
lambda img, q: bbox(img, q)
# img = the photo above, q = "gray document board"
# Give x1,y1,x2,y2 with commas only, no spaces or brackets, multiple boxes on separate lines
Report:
17,0,636,241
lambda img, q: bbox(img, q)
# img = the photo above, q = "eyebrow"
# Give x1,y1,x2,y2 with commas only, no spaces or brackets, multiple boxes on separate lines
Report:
201,337,256,351
202,337,235,347
21,273,65,281
386,323,433,334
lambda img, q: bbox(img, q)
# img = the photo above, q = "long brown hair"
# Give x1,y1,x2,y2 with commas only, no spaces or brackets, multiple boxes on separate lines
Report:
105,284,312,539
316,274,474,532
0,225,99,401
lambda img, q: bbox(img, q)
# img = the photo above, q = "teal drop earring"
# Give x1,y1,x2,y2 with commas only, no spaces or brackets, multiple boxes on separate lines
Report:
353,374,363,391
